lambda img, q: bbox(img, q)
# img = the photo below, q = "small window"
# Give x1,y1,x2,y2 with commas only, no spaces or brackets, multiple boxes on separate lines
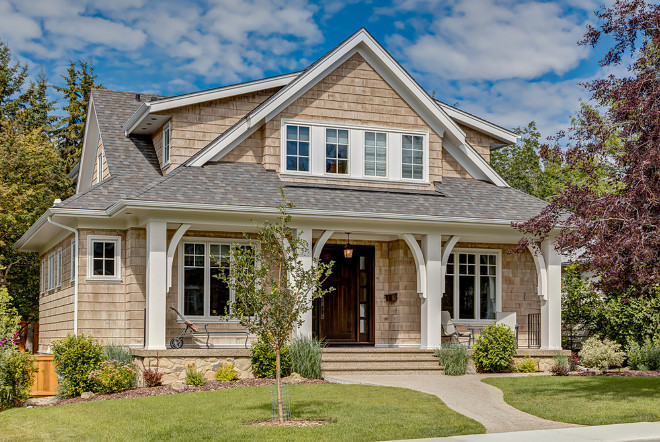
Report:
97,151,103,184
364,131,387,177
162,122,171,166
47,253,56,290
402,135,424,180
285,125,310,172
87,236,121,280
40,259,46,294
70,240,76,283
325,128,349,174
56,248,62,288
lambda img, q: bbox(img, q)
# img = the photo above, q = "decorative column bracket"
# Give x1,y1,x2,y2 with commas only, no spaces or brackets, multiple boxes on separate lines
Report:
312,230,334,260
401,234,427,298
527,242,548,301
167,224,191,291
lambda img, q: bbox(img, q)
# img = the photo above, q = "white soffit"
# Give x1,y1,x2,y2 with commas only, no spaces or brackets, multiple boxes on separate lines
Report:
437,102,518,145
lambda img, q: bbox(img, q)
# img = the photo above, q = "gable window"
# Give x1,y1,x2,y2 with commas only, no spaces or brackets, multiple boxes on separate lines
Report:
87,236,121,281
97,151,103,184
181,240,251,319
162,122,171,167
402,134,424,180
325,128,349,174
442,251,500,322
285,125,310,172
364,131,387,177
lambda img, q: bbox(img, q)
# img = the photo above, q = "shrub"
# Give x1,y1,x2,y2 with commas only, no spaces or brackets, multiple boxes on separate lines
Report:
88,361,137,394
472,324,517,373
569,352,581,370
250,337,291,378
516,356,539,373
52,334,104,396
435,343,470,376
550,364,569,376
561,264,604,352
290,335,324,379
579,336,626,370
626,338,660,370
554,351,569,368
600,286,660,348
215,363,239,381
141,356,163,387
103,344,133,365
185,367,207,386
0,348,37,410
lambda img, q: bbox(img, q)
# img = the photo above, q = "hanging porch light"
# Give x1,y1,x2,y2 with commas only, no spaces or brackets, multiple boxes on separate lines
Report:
344,232,354,259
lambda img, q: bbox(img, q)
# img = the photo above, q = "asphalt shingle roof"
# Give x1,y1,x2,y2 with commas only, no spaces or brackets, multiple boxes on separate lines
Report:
57,89,547,222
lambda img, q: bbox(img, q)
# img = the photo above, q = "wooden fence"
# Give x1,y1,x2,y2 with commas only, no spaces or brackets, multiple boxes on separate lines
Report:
31,355,58,397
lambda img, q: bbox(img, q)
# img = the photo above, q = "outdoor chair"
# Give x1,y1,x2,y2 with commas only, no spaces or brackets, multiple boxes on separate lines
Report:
441,311,471,346
169,307,249,349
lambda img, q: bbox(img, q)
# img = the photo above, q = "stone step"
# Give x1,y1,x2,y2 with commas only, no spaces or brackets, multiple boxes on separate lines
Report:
322,347,434,353
323,369,445,376
321,360,442,371
322,353,438,362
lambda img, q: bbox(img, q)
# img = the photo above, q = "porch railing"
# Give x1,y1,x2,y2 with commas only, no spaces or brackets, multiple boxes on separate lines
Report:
526,313,541,348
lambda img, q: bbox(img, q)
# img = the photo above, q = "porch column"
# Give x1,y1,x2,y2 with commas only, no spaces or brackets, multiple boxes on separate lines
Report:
294,228,314,337
421,234,443,349
540,239,562,350
145,221,167,350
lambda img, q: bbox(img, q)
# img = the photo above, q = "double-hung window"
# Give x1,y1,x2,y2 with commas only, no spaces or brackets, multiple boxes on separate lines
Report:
87,236,121,280
162,122,171,167
442,251,499,321
402,134,424,179
56,248,62,288
285,125,310,172
325,128,349,174
47,253,56,291
364,131,387,177
181,241,251,318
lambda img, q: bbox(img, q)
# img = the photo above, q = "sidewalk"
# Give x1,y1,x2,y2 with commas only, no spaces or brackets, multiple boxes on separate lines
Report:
395,422,660,441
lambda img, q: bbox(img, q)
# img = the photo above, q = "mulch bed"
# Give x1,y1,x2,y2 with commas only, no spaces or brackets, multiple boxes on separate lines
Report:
570,370,660,377
37,378,329,408
246,418,335,427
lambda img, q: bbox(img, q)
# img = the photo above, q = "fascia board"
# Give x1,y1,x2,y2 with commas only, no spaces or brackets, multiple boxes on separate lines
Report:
76,100,99,194
438,103,518,145
123,73,298,136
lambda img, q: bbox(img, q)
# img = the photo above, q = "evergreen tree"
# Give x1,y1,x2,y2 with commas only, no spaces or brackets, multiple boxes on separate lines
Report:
0,41,28,123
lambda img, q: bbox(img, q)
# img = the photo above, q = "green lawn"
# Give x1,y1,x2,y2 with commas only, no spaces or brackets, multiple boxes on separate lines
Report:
0,384,484,441
483,376,660,425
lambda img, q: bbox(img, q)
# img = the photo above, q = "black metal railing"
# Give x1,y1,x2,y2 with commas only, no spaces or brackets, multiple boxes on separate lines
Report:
527,313,541,348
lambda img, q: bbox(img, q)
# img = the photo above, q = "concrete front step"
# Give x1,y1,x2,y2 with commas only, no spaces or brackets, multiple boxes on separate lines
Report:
324,369,445,376
320,347,442,375
322,360,441,371
322,353,438,362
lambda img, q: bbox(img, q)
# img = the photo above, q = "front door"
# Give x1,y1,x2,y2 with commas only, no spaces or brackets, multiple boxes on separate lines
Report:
313,245,374,344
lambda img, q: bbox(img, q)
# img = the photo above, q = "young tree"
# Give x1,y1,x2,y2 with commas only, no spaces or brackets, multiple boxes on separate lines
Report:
516,0,660,294
218,195,332,423
54,60,103,173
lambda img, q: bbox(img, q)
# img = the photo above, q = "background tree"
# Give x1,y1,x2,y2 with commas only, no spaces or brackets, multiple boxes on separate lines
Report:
218,195,332,424
54,60,103,173
515,0,660,295
561,265,603,351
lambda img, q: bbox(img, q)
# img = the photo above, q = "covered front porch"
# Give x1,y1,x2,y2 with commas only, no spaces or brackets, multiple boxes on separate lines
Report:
140,215,562,352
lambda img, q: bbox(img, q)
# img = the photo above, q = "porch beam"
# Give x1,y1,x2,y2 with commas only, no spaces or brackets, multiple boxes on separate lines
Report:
440,235,460,293
312,230,334,260
540,239,562,350
401,234,427,298
167,223,191,291
527,242,548,301
145,221,167,350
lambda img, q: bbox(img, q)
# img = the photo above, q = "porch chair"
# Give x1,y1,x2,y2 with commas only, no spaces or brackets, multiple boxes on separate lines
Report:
441,311,471,346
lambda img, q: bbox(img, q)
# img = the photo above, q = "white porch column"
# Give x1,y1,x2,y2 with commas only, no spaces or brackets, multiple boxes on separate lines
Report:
294,228,314,337
540,239,562,350
421,234,443,349
145,221,167,350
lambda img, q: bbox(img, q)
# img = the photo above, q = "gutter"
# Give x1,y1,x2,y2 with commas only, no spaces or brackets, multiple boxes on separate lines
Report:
46,216,79,336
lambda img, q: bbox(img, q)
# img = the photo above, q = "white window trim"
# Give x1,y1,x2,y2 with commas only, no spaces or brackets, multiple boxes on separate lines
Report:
162,122,171,168
40,259,46,294
86,235,122,282
280,119,429,185
47,252,55,291
56,248,62,288
97,150,103,184
70,240,76,284
177,237,252,322
446,248,502,326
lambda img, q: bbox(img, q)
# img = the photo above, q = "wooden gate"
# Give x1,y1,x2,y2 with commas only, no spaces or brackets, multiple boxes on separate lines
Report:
31,355,58,397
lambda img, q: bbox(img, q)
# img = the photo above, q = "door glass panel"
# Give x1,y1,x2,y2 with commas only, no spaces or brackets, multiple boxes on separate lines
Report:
359,319,365,334
480,276,496,319
184,268,204,316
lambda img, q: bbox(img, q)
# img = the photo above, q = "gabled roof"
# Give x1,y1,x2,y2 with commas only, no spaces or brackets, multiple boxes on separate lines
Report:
181,28,509,187
436,101,518,146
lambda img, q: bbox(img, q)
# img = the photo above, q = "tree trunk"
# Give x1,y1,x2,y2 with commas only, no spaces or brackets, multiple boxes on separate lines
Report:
276,346,284,424
25,322,34,354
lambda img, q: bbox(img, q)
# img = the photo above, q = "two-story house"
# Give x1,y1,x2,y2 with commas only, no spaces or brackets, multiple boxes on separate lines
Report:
16,29,562,377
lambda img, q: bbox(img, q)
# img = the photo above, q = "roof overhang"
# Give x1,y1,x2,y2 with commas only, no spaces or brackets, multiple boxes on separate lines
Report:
436,102,518,146
123,72,299,136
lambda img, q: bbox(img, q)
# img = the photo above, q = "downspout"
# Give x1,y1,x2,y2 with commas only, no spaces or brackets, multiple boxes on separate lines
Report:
46,215,79,335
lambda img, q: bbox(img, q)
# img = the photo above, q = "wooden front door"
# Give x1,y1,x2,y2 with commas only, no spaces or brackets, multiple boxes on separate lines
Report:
313,245,374,344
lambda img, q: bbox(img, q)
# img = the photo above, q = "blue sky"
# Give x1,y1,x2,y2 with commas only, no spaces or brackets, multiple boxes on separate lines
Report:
0,0,613,139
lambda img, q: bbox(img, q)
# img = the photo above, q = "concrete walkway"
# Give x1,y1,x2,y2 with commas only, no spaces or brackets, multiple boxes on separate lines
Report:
327,373,580,434
396,422,660,442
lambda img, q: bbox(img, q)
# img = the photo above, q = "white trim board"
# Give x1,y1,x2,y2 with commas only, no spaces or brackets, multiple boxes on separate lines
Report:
184,29,509,187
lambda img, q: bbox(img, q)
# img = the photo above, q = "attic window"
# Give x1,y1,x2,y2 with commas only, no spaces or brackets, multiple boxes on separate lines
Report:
162,122,171,167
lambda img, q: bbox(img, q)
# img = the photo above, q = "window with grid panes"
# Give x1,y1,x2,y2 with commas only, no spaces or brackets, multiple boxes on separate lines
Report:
402,134,424,179
443,252,498,320
325,128,349,174
285,125,310,172
364,131,387,177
